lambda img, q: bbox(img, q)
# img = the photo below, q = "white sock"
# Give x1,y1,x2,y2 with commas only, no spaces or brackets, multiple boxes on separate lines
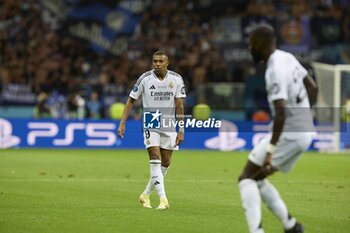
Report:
258,179,296,230
144,166,169,195
239,179,265,233
149,160,166,199
161,166,168,176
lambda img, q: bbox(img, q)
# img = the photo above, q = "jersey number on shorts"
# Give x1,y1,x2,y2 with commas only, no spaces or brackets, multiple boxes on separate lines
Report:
144,129,150,139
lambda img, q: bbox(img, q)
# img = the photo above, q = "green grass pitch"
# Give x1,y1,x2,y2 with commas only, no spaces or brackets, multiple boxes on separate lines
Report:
0,149,349,233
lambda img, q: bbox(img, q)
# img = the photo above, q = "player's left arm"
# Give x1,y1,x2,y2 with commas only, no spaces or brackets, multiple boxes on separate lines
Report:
303,75,318,106
175,97,185,146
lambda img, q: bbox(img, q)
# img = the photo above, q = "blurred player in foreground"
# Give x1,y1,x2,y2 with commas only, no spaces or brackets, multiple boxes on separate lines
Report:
118,50,186,209
238,25,317,233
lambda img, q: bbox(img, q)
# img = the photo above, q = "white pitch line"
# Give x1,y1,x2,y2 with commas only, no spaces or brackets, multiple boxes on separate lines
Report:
0,179,348,184
0,178,228,183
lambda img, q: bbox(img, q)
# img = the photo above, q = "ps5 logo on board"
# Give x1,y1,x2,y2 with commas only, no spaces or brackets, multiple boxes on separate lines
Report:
0,118,21,149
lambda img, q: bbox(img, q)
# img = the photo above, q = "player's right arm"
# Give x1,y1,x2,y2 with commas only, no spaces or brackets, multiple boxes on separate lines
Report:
263,98,286,175
118,75,145,138
117,97,136,138
303,75,318,106
270,99,286,145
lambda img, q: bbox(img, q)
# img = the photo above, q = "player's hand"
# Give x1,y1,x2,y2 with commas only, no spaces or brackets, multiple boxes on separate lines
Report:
175,132,184,146
117,124,125,139
263,152,275,175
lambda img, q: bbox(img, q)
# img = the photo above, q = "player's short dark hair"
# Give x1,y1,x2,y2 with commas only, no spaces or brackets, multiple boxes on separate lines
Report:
250,25,276,45
153,50,168,57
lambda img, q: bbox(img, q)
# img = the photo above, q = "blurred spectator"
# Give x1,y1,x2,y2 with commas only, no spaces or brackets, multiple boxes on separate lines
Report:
86,91,103,119
34,92,51,118
47,91,67,119
244,64,269,120
313,3,346,46
67,90,85,119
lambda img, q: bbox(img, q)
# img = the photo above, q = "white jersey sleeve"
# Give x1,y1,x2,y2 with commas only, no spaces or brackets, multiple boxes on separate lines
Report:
129,73,147,100
265,50,315,139
265,68,288,102
175,75,186,98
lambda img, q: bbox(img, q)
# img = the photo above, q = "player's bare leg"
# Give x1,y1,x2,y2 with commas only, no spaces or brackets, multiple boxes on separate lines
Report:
160,147,172,175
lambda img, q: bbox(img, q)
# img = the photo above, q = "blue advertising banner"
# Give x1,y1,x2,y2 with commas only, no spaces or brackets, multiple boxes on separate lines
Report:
60,2,141,55
0,118,348,151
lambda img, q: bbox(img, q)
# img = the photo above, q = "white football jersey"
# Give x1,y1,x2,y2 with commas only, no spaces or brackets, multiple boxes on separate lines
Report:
130,69,186,131
130,69,186,108
265,49,315,137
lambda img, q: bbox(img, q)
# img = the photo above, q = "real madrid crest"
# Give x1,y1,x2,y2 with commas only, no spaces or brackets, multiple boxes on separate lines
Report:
168,82,174,89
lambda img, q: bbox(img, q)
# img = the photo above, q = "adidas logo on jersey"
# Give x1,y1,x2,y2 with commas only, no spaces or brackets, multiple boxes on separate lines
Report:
149,85,156,89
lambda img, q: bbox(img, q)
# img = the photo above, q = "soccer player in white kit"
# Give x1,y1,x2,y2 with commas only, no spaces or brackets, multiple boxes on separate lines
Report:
118,50,186,210
238,26,318,233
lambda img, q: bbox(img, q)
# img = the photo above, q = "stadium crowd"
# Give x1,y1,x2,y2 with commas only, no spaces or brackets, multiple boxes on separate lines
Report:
0,0,349,119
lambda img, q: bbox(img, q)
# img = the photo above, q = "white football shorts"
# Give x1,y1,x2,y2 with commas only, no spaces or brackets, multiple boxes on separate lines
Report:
143,130,179,150
248,133,314,173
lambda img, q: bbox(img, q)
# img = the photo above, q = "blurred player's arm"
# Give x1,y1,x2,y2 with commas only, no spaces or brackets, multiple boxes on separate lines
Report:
175,97,184,145
271,99,286,146
117,97,136,138
264,99,286,173
303,75,318,106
